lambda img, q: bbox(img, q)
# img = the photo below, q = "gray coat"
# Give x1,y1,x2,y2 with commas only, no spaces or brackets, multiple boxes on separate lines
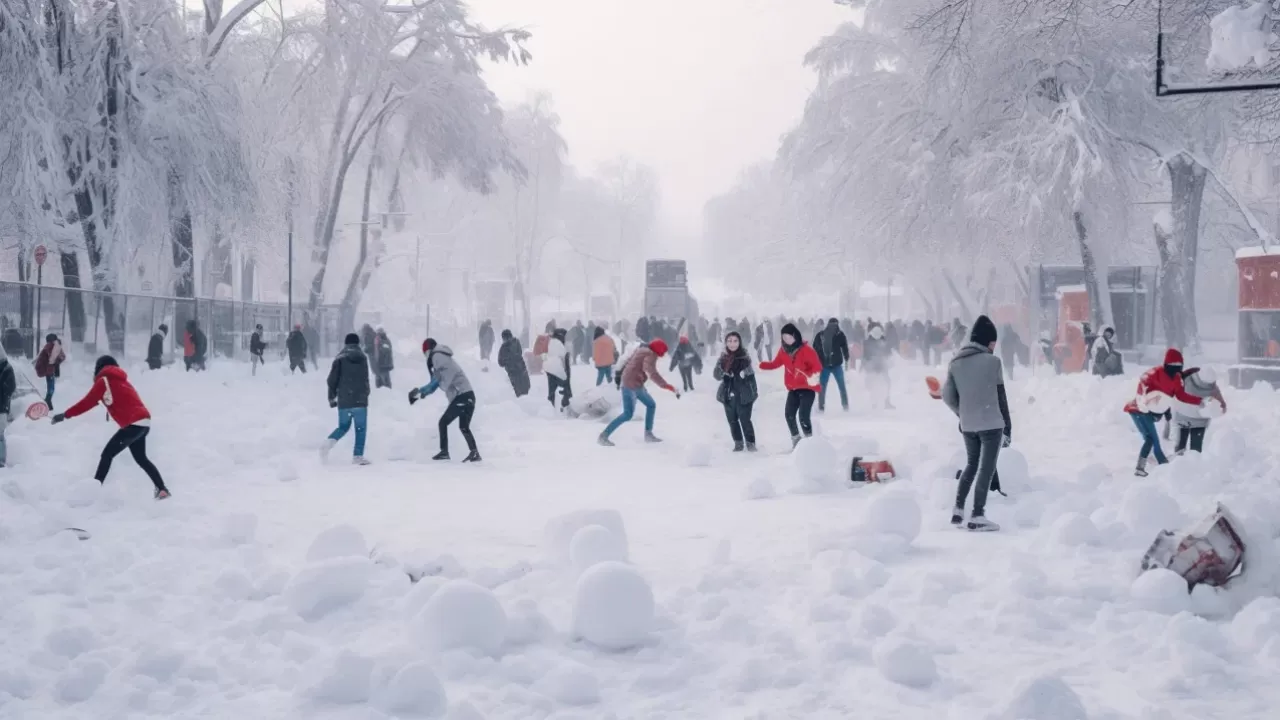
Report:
428,346,473,401
942,342,1011,436
1173,373,1217,429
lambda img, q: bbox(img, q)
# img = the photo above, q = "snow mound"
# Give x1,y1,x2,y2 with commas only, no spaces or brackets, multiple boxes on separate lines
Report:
861,490,922,543
843,436,880,457
402,576,447,618
544,509,628,566
306,525,368,563
276,460,300,483
1191,583,1229,619
284,557,373,621
1208,2,1276,72
377,661,448,717
996,446,1029,491
302,650,373,704
685,442,713,467
219,513,258,546
533,663,600,706
1200,397,1225,419
1120,486,1183,539
1132,568,1191,615
873,638,936,688
1076,462,1111,490
571,561,655,650
570,524,628,576
743,475,776,500
1049,512,1098,547
416,580,507,655
791,436,842,492
1000,674,1089,720
65,478,100,509
1229,596,1280,652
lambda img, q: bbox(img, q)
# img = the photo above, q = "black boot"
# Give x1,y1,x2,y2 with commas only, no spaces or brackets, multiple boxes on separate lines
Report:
432,450,450,461
732,442,745,452
462,450,481,463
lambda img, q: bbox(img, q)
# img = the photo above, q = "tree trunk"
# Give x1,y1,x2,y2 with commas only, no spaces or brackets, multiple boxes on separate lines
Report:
339,138,381,332
60,251,86,342
17,255,33,351
1072,211,1107,329
169,170,195,298
1153,219,1185,348
1169,154,1206,351
241,256,255,302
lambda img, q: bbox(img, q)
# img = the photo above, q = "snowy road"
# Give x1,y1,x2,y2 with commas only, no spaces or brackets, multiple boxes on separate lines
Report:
2,349,1279,719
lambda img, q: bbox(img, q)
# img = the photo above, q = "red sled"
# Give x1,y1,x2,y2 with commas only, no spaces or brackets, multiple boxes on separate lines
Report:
850,457,896,484
1141,503,1247,590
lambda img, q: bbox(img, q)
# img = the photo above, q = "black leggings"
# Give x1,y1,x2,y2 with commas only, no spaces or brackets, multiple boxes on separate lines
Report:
784,389,815,439
724,401,756,444
547,375,571,408
1176,427,1206,453
95,425,166,492
679,366,694,391
439,391,478,454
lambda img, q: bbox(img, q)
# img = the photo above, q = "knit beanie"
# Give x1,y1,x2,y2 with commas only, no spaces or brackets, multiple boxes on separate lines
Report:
344,333,360,345
969,315,998,347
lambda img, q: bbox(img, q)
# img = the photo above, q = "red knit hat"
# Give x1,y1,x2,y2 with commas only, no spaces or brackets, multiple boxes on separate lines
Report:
649,338,669,357
1163,348,1183,365
423,338,437,354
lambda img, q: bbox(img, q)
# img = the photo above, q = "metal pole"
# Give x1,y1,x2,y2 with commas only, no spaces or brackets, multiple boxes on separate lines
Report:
287,229,293,326
35,263,42,357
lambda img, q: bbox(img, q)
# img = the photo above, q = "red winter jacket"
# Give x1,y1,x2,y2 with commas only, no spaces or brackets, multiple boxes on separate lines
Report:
64,366,152,427
760,343,823,392
1123,348,1202,415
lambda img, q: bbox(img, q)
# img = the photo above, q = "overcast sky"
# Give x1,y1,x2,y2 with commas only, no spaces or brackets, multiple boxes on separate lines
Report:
470,0,852,234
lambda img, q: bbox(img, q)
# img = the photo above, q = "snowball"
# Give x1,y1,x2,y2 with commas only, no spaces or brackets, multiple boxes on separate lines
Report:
858,604,897,638
861,490,922,543
1000,674,1089,720
305,525,368,563
569,525,628,576
685,443,713,467
1201,397,1224,419
1075,462,1111,490
1143,391,1172,415
284,557,373,621
1190,583,1229,619
505,597,554,646
1120,486,1183,538
416,580,507,655
571,561,655,650
302,650,373,704
743,476,776,500
1132,568,1190,615
219,513,258,546
377,661,448,717
995,446,1029,491
534,664,600,706
872,638,936,688
793,436,839,485
276,460,300,483
1050,512,1098,547
544,510,628,566
402,576,447,618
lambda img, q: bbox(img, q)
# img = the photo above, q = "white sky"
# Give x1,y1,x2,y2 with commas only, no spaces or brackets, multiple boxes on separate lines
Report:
470,0,853,234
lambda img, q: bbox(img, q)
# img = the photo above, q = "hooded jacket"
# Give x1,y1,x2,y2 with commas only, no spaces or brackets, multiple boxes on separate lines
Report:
863,324,891,373
713,337,757,406
420,345,473,400
620,341,674,391
148,331,166,364
669,338,703,371
1124,349,1203,414
941,342,1011,437
544,329,571,379
35,339,66,378
374,332,395,371
64,365,151,427
287,329,308,359
327,343,371,408
592,328,617,368
1173,369,1226,429
759,324,822,392
813,319,850,369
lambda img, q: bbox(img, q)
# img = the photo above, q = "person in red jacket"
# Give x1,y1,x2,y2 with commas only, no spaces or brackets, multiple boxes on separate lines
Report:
1123,348,1203,477
51,356,171,499
760,322,823,447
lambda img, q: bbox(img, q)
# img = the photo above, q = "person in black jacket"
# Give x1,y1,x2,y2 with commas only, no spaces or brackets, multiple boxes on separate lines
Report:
0,355,15,468
147,324,167,370
497,329,531,397
373,328,394,388
360,323,376,359
669,336,703,391
324,333,371,465
714,331,757,451
813,317,850,412
478,320,495,365
286,324,308,373
250,324,267,376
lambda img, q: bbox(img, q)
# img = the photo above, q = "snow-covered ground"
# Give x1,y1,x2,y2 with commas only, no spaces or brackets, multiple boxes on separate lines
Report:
3,347,1280,719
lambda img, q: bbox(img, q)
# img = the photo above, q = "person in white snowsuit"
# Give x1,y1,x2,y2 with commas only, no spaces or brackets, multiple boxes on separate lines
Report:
542,327,572,410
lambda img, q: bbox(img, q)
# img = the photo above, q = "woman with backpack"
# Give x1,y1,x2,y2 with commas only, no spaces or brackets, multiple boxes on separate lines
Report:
714,331,757,452
34,333,66,410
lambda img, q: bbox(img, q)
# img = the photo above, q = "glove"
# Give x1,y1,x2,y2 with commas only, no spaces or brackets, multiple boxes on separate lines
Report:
51,413,66,425
329,398,338,409
1001,434,1011,448
408,388,421,405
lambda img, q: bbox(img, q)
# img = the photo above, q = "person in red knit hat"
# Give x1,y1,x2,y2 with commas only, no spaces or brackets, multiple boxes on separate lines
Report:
598,337,678,446
1123,348,1204,476
51,355,170,499
759,323,823,448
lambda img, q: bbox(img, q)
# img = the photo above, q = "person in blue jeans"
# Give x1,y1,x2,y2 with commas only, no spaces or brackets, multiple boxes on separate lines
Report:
324,333,372,465
599,339,679,446
812,318,849,412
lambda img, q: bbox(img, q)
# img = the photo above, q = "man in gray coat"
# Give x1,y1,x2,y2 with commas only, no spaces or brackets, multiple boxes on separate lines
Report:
941,315,1011,531
410,338,480,462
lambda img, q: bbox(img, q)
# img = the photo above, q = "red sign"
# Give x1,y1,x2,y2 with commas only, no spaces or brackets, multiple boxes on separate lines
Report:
1238,255,1280,310
34,245,47,266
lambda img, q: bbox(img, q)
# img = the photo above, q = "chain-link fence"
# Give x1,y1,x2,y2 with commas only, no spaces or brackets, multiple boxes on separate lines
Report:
0,280,350,363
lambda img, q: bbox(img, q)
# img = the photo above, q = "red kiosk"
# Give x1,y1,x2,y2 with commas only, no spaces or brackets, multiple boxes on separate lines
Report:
1229,246,1280,389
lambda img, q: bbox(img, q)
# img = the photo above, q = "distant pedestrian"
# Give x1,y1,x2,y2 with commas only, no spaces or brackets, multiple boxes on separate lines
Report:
287,324,308,373
373,328,394,388
147,324,168,370
497,330,531,397
34,333,66,410
250,324,267,376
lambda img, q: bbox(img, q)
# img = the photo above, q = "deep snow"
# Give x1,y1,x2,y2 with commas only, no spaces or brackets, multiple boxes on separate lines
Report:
2,347,1280,719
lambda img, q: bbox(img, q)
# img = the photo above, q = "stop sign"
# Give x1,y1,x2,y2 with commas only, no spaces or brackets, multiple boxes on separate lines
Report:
34,245,47,266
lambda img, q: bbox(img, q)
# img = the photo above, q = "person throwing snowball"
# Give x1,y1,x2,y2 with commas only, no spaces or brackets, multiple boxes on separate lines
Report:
410,339,480,462
758,323,822,448
598,338,678,446
1123,348,1203,476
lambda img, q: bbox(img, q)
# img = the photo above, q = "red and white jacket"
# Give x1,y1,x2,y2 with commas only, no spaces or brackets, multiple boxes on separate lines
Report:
1123,348,1202,415
64,366,152,428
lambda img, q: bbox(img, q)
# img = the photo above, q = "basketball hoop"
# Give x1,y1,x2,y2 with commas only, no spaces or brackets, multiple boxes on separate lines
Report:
26,402,49,421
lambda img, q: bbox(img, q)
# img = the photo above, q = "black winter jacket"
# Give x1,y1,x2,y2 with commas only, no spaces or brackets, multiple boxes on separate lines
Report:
250,331,267,357
287,330,308,360
327,344,371,408
0,359,15,415
148,332,165,364
813,322,850,368
669,342,703,372
713,349,757,406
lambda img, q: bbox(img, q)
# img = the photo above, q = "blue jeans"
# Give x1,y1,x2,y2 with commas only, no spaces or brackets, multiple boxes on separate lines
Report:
596,366,613,386
45,376,55,404
602,387,655,437
329,407,368,457
819,366,848,409
1130,413,1167,464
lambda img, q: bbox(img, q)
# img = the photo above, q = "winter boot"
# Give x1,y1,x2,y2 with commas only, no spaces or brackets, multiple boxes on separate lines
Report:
967,515,1000,532
644,432,663,444
154,488,171,500
597,433,616,447
950,506,964,527
746,442,758,452
320,438,337,461
432,450,450,461
791,435,802,450
733,442,745,452
1134,456,1149,478
462,450,482,463
352,456,371,466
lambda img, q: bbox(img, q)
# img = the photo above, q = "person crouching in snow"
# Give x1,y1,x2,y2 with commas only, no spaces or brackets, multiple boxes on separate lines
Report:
598,338,678,446
51,356,171,499
35,333,66,410
1172,366,1224,455
409,339,480,462
324,333,372,465
543,327,572,410
941,315,1010,531
670,336,702,392
759,323,822,448
592,326,617,386
714,331,757,452
1123,348,1203,476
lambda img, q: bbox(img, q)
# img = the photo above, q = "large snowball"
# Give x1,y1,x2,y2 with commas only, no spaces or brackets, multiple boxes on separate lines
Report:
416,580,507,655
571,561,655,650
306,525,368,563
377,662,448,717
743,476,776,500
685,443,713,467
284,557,373,621
995,446,1029,491
792,437,842,492
1131,568,1190,614
544,510,628,566
569,525,628,576
861,490,923,543
1143,391,1172,415
873,639,936,688
1000,674,1089,720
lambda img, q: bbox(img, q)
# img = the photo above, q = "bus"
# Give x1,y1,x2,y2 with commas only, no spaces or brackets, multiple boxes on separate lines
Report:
644,259,696,320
